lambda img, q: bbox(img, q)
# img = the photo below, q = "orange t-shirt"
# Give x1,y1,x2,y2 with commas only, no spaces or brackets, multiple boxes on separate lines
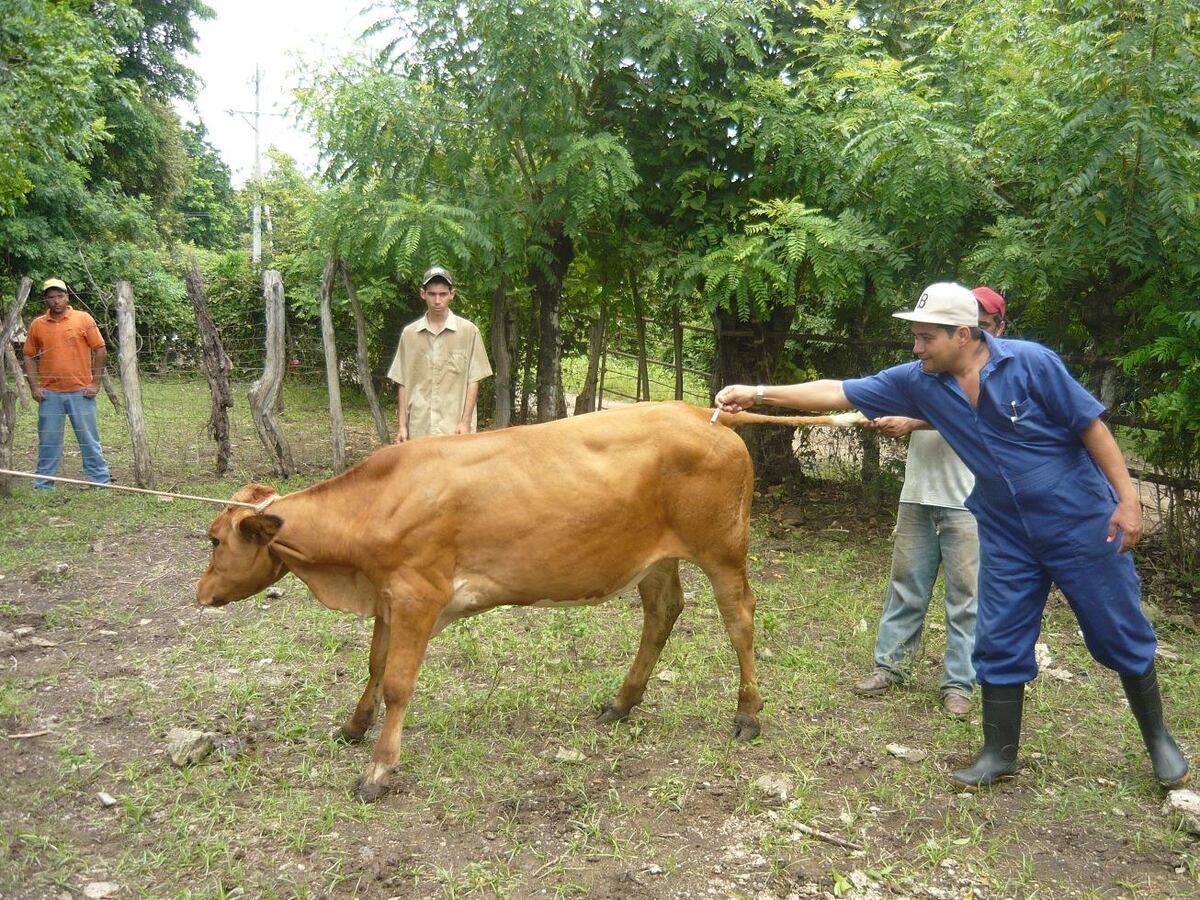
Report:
22,307,106,393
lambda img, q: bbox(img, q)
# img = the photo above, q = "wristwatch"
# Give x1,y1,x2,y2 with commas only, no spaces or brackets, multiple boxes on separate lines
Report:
755,385,765,402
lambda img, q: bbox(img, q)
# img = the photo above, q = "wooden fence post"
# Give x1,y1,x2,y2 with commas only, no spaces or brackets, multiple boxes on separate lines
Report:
340,263,389,444
186,259,233,475
99,372,122,410
0,277,33,496
4,345,30,409
115,281,153,487
319,259,346,471
629,275,650,401
249,270,294,477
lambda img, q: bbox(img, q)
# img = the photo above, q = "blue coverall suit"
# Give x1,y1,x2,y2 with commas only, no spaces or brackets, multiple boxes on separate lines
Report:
843,333,1156,686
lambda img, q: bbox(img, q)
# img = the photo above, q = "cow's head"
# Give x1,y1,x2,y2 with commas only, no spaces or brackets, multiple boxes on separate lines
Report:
196,483,288,607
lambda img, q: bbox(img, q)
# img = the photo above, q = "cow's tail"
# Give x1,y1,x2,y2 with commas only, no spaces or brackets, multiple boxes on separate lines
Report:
714,410,868,429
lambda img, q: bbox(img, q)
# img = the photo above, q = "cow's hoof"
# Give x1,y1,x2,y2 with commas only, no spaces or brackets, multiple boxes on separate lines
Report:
353,778,390,803
732,715,760,741
596,704,629,726
334,726,367,744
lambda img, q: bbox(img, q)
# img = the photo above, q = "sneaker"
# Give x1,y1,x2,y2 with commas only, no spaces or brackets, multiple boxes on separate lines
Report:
853,671,895,696
942,693,971,720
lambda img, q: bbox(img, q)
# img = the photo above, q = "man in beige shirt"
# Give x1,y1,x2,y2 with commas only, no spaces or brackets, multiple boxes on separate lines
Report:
387,266,493,441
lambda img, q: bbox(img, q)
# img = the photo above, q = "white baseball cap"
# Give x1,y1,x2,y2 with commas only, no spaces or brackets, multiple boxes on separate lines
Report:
893,282,977,328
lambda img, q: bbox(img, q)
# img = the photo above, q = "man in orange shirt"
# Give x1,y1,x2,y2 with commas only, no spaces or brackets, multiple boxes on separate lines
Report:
22,278,111,488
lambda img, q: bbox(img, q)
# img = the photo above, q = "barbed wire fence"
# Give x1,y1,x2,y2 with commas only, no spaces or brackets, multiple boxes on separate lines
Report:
1,269,400,493
3,275,1194,579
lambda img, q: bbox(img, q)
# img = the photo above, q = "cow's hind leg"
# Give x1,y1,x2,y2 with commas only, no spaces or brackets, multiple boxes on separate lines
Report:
354,599,439,803
336,615,389,744
707,565,763,741
598,559,684,726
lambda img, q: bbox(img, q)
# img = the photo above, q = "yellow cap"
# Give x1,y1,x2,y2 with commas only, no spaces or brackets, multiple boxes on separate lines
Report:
41,278,68,295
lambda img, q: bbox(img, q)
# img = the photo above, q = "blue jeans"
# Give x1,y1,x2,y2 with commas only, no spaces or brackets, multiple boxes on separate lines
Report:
872,502,979,697
35,389,111,488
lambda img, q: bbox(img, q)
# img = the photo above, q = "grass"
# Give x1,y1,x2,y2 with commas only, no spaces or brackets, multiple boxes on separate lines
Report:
0,377,1197,897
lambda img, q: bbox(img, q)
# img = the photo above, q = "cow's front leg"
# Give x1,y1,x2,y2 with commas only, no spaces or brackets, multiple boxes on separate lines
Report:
354,599,439,803
336,615,390,744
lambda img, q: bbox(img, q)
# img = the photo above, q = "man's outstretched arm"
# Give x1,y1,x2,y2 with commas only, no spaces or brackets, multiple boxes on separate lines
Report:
716,380,852,413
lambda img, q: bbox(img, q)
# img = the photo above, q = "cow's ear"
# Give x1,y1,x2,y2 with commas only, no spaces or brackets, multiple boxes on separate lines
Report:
238,513,283,545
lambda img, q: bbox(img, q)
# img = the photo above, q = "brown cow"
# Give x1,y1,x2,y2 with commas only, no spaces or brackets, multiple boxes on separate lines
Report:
196,401,864,801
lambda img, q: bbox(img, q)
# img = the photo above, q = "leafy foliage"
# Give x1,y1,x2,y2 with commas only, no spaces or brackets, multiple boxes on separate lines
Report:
0,0,123,215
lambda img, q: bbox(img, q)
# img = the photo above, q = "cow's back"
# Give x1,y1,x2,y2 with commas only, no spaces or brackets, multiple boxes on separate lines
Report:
352,403,755,602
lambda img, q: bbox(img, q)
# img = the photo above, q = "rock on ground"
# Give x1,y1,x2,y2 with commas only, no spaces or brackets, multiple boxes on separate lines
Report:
166,728,215,767
752,773,794,806
887,743,929,763
1163,789,1200,835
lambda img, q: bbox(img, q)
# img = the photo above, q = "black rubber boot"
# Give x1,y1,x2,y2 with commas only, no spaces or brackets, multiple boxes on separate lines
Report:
1120,663,1190,789
949,682,1024,791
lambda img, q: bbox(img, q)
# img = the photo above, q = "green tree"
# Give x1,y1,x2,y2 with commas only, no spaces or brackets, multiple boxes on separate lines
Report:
0,0,122,215
954,0,1200,375
320,0,645,420
175,120,239,249
2,0,217,348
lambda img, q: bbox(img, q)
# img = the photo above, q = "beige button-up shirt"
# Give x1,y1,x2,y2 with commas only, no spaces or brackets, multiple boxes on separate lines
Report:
386,311,493,437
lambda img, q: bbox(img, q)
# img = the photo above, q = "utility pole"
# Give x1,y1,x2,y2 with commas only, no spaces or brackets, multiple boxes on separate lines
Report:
227,65,283,268
251,64,261,265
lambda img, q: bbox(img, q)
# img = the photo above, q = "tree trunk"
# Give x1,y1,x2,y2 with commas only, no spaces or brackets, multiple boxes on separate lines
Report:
530,225,574,422
0,277,32,496
574,295,608,416
186,259,233,476
712,303,799,485
115,281,153,488
319,259,346,471
249,270,294,477
851,280,879,486
340,263,390,444
1078,263,1146,406
490,278,514,428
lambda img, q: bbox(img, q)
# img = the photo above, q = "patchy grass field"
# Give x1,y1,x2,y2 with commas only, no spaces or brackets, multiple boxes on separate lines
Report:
1,379,1197,899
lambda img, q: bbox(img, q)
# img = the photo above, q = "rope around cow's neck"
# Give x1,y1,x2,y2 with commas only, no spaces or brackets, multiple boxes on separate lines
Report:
0,468,278,512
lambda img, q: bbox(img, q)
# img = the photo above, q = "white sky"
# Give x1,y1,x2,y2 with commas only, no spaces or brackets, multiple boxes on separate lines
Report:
175,0,384,185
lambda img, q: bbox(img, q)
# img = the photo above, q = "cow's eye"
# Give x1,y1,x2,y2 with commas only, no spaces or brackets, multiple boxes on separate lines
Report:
209,537,220,548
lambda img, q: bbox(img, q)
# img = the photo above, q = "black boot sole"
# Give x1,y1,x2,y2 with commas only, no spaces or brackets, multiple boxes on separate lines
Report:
947,770,1016,793
1159,770,1190,791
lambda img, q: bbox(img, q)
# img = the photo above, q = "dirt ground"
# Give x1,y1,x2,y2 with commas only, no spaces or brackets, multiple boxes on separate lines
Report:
1,485,1197,899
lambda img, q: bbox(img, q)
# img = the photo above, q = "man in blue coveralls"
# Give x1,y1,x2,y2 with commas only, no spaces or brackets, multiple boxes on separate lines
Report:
715,282,1190,791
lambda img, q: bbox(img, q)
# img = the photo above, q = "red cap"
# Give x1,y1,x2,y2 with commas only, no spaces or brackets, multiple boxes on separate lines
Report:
972,286,1006,320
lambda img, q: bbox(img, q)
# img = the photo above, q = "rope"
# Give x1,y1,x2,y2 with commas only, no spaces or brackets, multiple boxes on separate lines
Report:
0,468,278,511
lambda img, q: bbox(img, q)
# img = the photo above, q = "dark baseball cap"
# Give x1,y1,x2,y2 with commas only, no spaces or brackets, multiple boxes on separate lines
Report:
421,266,454,287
